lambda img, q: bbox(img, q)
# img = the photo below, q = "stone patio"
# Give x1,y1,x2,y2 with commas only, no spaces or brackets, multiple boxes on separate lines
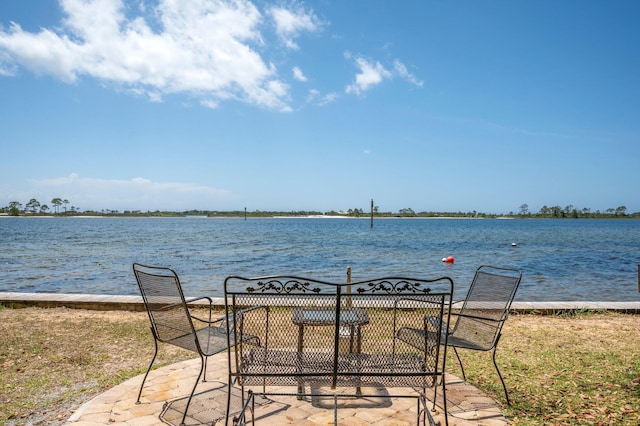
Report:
66,352,507,426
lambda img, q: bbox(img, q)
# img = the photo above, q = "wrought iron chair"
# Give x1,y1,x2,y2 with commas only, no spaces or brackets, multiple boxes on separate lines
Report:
133,263,246,426
446,265,522,405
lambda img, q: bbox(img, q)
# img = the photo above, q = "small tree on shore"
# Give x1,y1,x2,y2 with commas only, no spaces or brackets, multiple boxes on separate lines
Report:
52,198,62,215
8,201,22,216
26,198,40,215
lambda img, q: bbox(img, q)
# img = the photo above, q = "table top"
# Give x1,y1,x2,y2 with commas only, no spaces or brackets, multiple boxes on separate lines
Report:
291,307,370,326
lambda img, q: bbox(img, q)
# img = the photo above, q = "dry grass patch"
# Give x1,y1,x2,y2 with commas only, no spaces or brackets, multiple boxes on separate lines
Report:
0,307,197,425
452,311,640,425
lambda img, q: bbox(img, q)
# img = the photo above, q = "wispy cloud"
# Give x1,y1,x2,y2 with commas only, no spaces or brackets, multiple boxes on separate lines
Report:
306,88,339,106
292,66,307,82
29,173,234,211
344,52,424,95
425,113,573,140
393,60,423,88
0,0,324,112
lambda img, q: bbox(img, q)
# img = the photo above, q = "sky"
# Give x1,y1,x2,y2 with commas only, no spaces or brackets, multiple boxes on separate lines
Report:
1,0,639,215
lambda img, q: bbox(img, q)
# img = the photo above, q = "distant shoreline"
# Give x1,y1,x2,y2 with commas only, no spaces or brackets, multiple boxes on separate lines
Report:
1,213,638,220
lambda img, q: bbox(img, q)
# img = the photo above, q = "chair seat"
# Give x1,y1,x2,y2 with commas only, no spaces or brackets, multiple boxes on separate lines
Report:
446,335,493,352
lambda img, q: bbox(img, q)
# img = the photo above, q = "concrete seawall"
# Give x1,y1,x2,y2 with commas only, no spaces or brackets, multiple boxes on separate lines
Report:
1,292,639,314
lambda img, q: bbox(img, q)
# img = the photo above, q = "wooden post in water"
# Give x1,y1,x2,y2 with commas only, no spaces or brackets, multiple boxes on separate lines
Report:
346,266,352,308
370,199,374,228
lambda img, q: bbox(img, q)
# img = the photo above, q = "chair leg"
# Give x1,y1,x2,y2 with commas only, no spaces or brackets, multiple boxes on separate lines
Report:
180,353,206,426
431,377,437,413
452,346,467,381
440,372,449,426
203,354,208,382
492,346,510,405
137,336,159,404
426,375,448,426
225,373,233,426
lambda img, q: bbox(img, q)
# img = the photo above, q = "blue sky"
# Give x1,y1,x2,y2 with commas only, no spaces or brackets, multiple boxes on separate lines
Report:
1,0,639,214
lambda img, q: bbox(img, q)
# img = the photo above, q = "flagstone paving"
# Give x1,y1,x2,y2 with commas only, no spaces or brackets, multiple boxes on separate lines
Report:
65,352,508,426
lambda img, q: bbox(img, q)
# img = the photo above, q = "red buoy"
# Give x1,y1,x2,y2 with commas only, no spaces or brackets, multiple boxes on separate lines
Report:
442,256,455,264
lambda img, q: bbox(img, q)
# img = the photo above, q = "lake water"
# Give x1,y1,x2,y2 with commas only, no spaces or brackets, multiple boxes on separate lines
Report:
1,216,639,301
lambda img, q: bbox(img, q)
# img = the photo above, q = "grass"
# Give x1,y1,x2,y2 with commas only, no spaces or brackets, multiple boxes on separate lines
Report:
454,311,640,425
0,306,638,425
0,306,195,425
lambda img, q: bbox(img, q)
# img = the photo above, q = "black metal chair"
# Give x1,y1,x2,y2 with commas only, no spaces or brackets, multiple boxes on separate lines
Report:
133,263,238,426
446,265,522,405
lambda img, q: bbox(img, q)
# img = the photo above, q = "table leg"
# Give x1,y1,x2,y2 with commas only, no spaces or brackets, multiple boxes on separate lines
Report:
297,324,304,399
355,326,363,396
348,325,355,353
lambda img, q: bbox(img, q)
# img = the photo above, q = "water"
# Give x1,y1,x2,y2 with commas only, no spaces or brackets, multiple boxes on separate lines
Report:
1,216,639,301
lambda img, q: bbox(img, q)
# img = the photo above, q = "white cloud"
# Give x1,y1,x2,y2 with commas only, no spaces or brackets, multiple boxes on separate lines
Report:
268,3,322,50
0,0,298,111
28,173,234,211
345,56,392,95
292,66,307,81
345,55,423,95
393,59,423,88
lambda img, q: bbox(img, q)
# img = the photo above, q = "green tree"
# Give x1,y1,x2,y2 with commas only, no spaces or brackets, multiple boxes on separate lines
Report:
399,208,416,216
51,198,62,215
26,198,40,215
615,206,627,216
519,204,529,215
8,201,22,216
40,204,49,214
63,199,69,215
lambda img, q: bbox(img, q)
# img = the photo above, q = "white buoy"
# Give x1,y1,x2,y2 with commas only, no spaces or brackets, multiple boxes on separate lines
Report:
511,242,517,247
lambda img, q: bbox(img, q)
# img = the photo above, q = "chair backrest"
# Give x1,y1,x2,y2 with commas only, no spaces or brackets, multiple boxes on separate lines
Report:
133,263,198,352
451,265,522,350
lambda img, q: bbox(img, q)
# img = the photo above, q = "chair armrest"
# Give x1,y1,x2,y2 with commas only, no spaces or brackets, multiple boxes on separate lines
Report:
186,296,215,324
185,296,213,304
393,297,449,347
227,306,269,349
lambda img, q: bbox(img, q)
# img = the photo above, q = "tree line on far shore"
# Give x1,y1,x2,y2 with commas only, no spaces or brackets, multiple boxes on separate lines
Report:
0,198,637,219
